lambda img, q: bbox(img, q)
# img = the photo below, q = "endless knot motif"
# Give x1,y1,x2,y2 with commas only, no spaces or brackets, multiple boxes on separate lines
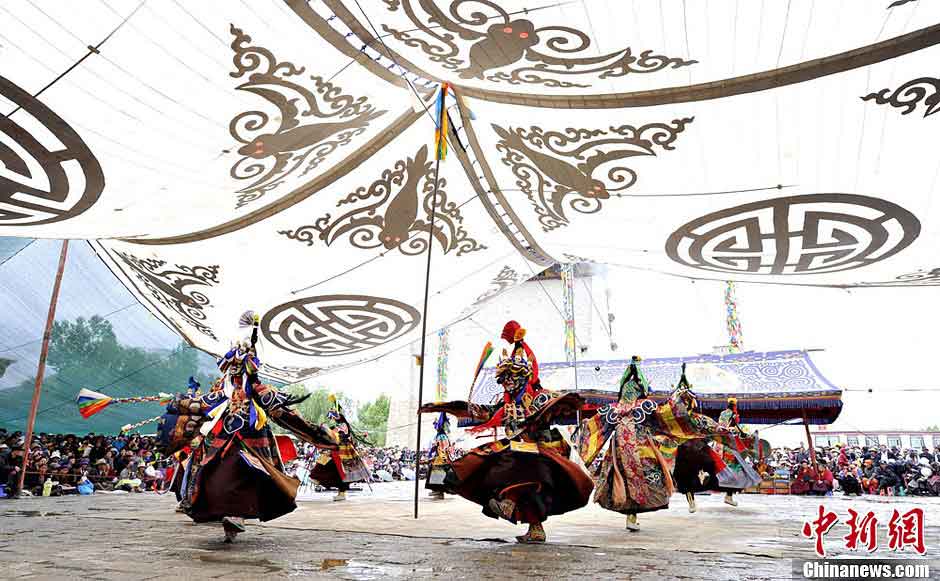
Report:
262,295,421,357
381,0,696,88
228,25,385,209
665,194,920,275
0,75,104,226
115,252,220,339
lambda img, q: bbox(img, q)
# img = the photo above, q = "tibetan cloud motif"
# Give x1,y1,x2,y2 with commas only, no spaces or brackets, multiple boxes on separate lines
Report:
280,144,485,257
0,75,104,226
115,252,220,339
861,76,940,118
665,194,921,275
228,25,386,209
381,0,696,88
493,118,694,231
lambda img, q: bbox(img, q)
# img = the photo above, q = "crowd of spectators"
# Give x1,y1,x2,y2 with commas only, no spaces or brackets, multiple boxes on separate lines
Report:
7,429,940,499
293,443,431,486
0,429,171,498
758,443,940,497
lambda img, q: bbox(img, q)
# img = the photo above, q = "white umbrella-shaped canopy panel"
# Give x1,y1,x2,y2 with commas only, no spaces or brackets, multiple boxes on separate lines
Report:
1,1,938,382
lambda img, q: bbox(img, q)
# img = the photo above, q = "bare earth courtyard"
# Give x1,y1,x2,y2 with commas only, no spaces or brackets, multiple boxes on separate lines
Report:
1,482,937,580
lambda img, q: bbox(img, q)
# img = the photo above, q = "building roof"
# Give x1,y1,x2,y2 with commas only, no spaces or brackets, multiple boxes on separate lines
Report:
469,350,843,425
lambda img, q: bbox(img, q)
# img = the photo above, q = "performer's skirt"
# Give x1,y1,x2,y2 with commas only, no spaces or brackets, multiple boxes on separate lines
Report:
425,459,456,493
310,460,348,491
673,439,760,493
445,444,593,524
188,448,299,523
674,439,723,493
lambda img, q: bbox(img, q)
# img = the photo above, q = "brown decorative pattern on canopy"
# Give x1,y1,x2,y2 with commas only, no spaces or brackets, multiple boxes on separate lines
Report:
665,194,921,275
262,294,421,357
115,252,220,340
858,267,940,286
0,75,104,226
379,0,696,88
279,144,486,257
861,76,940,118
473,265,520,305
493,118,694,231
228,25,386,209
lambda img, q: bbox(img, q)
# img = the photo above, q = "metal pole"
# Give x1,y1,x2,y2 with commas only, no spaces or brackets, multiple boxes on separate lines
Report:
18,239,69,494
413,156,442,519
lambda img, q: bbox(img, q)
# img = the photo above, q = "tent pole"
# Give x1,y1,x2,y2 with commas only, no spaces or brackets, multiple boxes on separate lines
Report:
802,410,819,474
18,239,69,494
414,156,442,519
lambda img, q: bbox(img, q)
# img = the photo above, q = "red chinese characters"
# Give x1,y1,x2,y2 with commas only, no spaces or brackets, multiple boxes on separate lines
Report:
887,508,926,555
843,509,878,553
802,505,840,557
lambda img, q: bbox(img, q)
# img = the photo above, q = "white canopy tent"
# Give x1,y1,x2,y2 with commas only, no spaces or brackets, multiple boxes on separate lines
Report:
1,0,938,386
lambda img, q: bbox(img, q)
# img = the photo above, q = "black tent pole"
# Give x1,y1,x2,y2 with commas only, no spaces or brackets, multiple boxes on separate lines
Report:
413,156,442,519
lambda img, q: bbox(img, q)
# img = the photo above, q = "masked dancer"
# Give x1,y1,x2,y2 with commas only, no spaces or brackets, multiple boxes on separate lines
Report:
309,394,371,501
158,312,339,543
419,321,592,543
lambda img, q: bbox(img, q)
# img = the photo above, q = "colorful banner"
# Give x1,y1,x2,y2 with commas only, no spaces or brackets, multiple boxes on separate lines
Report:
561,263,576,363
725,281,744,353
434,82,450,160
435,327,449,403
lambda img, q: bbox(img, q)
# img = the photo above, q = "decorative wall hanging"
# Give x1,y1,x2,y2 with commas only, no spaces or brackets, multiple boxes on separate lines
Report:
724,281,744,353
862,76,939,118
115,252,219,339
279,144,485,256
561,262,576,363
665,194,921,275
435,327,449,402
493,118,694,231
0,75,104,226
380,0,696,88
261,294,421,357
228,25,386,209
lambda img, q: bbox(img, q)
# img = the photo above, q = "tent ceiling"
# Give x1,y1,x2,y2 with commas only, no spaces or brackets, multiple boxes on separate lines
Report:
1,1,938,381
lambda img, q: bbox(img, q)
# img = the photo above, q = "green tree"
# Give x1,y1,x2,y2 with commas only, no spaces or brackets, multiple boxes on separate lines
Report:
357,394,390,446
926,425,939,432
281,386,352,428
0,316,215,434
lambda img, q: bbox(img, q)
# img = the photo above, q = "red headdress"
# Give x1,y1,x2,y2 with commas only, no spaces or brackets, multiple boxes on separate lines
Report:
469,320,540,433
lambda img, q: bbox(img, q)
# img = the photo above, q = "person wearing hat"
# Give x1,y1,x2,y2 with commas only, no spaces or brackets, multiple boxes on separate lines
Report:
701,397,761,507
168,311,340,543
419,320,593,543
861,458,878,494
674,394,763,512
308,394,371,502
